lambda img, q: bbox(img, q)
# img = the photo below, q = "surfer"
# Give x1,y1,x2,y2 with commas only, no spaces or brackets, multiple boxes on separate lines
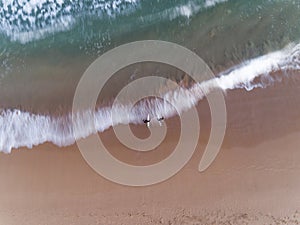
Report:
143,114,151,127
157,116,164,126
157,116,164,121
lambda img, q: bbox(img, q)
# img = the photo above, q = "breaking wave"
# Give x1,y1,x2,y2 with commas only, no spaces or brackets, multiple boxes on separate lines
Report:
0,42,299,153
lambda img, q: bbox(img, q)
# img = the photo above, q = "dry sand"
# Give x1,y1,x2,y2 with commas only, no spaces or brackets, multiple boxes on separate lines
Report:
1,75,300,224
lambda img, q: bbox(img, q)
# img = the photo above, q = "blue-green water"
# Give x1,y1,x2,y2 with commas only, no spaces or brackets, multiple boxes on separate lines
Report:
0,0,300,152
1,0,300,58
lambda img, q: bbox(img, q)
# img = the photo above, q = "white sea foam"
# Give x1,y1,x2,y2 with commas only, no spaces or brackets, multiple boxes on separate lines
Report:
0,0,140,43
138,0,228,25
0,43,299,153
204,0,228,8
0,0,228,44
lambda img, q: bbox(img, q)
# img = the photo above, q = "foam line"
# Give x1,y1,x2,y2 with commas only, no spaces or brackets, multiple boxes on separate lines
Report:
0,43,299,153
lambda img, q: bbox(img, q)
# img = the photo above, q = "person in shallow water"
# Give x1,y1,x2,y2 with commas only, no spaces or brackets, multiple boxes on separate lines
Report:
143,114,164,127
143,114,151,127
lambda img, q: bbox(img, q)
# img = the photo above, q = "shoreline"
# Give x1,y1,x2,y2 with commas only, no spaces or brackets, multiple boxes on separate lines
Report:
1,50,300,225
1,79,300,223
1,69,300,153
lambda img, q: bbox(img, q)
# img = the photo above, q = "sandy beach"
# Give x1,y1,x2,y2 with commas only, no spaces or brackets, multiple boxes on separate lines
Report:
1,75,300,225
0,133,300,224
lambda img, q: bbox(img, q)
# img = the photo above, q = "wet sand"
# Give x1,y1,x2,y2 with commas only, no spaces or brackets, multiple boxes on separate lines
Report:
1,74,300,224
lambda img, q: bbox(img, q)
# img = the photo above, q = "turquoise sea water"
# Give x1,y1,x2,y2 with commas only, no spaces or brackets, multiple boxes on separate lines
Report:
0,0,300,152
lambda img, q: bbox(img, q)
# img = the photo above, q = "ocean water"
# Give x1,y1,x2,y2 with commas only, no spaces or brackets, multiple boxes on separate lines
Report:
0,0,300,152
